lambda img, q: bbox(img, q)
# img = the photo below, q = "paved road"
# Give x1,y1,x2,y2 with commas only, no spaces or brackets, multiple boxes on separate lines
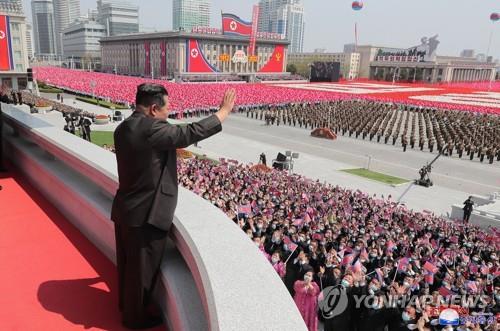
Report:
221,115,500,196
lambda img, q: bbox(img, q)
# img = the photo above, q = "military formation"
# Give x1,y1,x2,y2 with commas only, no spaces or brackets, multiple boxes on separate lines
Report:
242,100,500,164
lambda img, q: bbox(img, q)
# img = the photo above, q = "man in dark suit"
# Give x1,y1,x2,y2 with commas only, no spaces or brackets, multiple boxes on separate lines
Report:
111,83,236,329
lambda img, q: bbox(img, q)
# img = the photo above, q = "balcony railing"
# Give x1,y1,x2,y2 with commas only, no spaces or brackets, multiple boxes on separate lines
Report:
1,103,307,331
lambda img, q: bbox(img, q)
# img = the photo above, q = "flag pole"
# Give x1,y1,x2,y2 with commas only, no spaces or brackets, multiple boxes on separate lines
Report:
284,245,299,265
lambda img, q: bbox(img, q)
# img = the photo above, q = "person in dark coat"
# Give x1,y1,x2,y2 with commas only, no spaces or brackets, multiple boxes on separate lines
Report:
462,196,474,224
259,152,267,166
111,83,236,329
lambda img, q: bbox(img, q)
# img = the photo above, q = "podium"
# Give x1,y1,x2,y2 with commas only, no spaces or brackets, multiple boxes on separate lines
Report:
310,128,337,140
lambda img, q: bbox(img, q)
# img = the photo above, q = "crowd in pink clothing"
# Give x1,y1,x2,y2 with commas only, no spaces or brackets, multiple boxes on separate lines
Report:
177,156,500,331
34,67,499,115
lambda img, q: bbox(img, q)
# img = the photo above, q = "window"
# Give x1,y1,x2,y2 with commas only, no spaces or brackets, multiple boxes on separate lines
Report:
12,37,20,45
11,23,20,32
15,64,23,71
14,51,22,61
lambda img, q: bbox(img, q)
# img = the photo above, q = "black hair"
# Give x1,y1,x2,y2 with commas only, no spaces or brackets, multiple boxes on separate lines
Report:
135,83,168,108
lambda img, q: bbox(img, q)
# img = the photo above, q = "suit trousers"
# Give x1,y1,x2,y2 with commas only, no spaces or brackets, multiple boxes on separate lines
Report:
115,223,168,323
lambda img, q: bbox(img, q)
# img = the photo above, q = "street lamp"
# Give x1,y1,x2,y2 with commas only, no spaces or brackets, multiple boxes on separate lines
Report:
365,154,372,170
285,150,299,174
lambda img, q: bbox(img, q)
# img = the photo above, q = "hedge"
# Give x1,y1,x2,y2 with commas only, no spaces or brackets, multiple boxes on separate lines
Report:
39,87,63,93
75,96,128,109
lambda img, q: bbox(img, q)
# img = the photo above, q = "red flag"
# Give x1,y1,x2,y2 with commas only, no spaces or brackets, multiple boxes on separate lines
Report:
352,260,362,273
0,15,13,70
438,286,453,298
480,265,490,275
341,254,355,266
238,204,251,215
397,257,410,272
469,264,479,274
423,261,439,274
292,218,303,227
283,236,298,251
424,272,434,285
386,240,396,252
312,233,324,241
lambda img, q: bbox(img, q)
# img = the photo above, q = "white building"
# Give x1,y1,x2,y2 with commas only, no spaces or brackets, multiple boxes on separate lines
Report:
288,52,360,79
31,0,57,57
0,0,30,89
358,41,497,83
96,0,139,37
62,18,105,69
172,0,211,31
53,0,80,55
258,0,304,53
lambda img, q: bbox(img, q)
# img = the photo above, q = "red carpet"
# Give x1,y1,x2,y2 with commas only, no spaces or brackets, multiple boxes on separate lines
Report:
0,170,164,331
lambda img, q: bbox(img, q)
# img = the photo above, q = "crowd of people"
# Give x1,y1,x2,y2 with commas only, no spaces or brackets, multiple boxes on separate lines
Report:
34,67,500,115
244,99,500,164
176,156,499,331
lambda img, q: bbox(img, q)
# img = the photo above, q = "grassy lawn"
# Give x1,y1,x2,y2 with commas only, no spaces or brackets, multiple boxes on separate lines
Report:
88,131,114,147
341,168,409,185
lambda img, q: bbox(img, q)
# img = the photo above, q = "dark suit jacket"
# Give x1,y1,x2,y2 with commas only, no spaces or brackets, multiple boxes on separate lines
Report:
111,112,222,231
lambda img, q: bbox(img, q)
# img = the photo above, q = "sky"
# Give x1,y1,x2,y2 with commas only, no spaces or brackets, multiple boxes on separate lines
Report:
22,0,500,58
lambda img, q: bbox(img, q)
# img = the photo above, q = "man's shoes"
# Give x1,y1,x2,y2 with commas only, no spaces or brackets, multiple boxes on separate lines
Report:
122,315,163,330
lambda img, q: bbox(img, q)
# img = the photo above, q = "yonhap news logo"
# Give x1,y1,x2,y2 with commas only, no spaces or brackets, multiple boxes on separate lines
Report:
318,286,348,319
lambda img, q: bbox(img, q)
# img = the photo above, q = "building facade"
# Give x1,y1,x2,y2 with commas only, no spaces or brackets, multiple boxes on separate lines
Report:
0,0,30,89
53,0,80,55
62,18,106,69
26,22,33,59
31,0,57,57
172,0,210,31
96,0,139,37
258,0,304,53
100,31,288,79
288,52,360,79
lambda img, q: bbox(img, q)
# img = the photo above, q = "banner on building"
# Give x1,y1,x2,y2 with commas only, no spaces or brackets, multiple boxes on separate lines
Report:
160,41,166,76
144,41,151,76
186,39,218,73
248,5,260,56
0,15,14,71
258,45,285,73
222,13,252,37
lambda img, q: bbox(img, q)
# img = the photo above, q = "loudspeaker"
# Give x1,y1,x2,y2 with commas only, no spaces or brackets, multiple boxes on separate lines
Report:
310,62,340,82
331,62,340,82
272,152,287,170
27,68,33,82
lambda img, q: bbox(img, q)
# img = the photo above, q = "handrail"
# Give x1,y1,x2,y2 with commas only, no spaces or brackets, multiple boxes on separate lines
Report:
1,103,307,331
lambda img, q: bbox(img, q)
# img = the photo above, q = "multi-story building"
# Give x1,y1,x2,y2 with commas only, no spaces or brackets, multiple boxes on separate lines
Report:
100,30,289,80
53,0,80,55
62,17,106,69
31,0,57,57
172,0,210,31
288,51,360,79
361,40,497,83
96,0,139,37
258,0,304,53
0,0,30,89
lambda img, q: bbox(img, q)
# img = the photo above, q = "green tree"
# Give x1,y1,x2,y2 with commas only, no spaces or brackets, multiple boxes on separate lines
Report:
286,63,297,74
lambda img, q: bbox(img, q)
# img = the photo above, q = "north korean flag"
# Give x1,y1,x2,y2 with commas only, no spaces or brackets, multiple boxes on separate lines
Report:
0,15,14,71
222,13,252,37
